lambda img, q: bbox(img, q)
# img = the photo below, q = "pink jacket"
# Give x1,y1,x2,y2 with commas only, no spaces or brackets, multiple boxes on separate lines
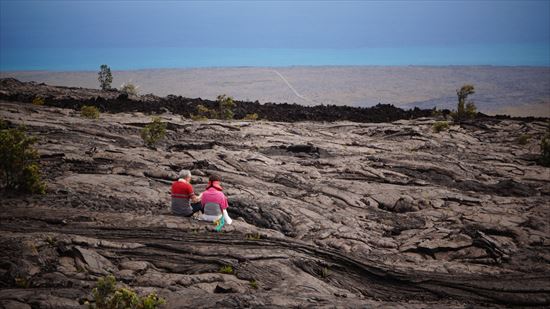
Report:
201,186,229,210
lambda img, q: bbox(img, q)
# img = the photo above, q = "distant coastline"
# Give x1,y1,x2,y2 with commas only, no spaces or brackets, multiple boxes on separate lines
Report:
1,44,549,71
3,64,550,73
2,66,549,117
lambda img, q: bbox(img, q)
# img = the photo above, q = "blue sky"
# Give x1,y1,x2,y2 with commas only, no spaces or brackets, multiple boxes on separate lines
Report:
2,0,549,49
1,0,549,68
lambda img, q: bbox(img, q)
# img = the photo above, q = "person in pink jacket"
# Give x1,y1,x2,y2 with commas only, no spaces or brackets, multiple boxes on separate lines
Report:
200,174,233,224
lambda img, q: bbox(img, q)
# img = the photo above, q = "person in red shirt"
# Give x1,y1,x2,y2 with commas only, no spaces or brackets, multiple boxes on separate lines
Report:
171,170,201,217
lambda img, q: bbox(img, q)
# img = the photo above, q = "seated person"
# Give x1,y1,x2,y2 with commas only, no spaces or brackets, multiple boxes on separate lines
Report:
199,174,233,224
171,169,201,217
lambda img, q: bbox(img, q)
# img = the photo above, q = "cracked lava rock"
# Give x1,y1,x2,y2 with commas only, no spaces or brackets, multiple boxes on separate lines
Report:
0,80,549,308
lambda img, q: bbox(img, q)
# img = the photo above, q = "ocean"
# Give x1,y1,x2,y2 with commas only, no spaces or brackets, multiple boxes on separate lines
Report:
1,44,549,71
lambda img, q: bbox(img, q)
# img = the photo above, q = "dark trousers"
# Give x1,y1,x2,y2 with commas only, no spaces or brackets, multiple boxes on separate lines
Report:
191,202,203,214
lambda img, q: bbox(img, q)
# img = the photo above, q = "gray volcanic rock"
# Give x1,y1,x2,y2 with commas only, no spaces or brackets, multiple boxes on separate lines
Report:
0,96,549,307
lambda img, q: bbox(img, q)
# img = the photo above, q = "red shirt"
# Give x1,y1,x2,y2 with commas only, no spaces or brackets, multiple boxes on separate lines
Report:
171,180,194,199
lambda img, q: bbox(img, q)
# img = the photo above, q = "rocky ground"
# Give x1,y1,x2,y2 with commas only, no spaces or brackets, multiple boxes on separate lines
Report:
0,81,550,308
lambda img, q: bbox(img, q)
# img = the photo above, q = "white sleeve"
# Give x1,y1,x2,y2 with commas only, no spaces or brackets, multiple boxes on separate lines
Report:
222,209,233,225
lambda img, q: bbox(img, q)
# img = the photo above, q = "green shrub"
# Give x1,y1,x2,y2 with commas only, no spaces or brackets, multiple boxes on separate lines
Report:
456,84,475,120
141,117,166,147
243,113,259,121
98,64,113,91
321,267,330,278
246,233,261,240
120,83,139,96
249,279,258,289
0,118,8,130
32,96,45,106
81,106,100,119
465,101,477,118
197,104,211,116
15,277,29,288
88,275,165,309
191,96,235,120
432,121,450,133
191,104,215,121
0,124,46,194
45,235,57,247
541,130,550,167
517,134,531,145
219,265,233,274
217,94,235,120
190,114,208,121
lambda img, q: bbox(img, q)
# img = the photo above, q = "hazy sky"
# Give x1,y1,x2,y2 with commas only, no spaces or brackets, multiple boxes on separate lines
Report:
2,0,549,49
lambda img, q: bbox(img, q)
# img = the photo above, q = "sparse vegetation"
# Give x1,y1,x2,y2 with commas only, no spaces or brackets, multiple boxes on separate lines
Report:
321,267,330,278
465,101,477,118
217,94,235,120
431,107,443,117
15,276,29,288
249,279,258,289
191,97,237,121
457,84,474,116
141,117,167,147
455,84,476,120
244,113,259,121
246,233,262,240
32,96,45,106
517,134,531,145
120,82,139,96
0,118,7,130
81,105,100,119
540,127,550,167
88,274,165,309
191,104,215,121
219,265,234,274
0,122,46,194
191,96,236,120
432,121,450,133
190,114,208,121
449,111,458,121
98,64,113,91
45,235,57,247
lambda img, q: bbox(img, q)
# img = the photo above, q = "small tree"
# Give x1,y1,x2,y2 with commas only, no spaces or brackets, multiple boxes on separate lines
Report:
120,83,139,96
98,64,113,91
456,84,475,119
217,95,235,120
465,101,477,118
0,121,46,194
141,117,167,147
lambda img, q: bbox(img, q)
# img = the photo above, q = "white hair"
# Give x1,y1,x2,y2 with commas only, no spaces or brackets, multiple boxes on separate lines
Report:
178,169,191,179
